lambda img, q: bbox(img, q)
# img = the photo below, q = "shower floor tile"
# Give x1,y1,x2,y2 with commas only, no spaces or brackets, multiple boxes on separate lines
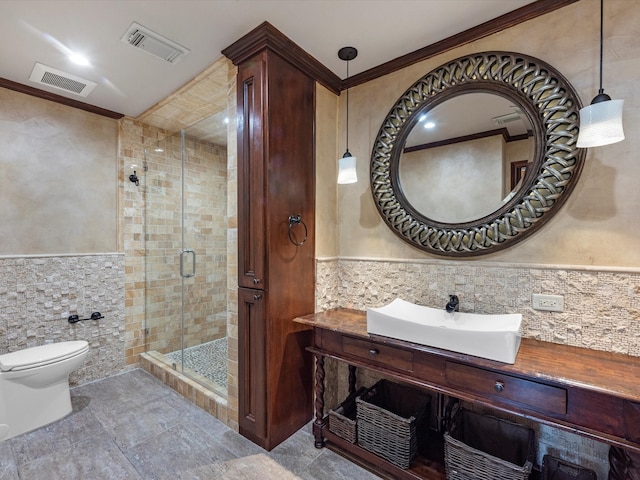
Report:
165,337,228,390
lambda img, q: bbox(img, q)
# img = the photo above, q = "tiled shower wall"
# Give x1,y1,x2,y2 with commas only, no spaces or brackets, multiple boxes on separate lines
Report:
0,254,126,386
142,133,228,355
315,257,640,477
120,118,231,357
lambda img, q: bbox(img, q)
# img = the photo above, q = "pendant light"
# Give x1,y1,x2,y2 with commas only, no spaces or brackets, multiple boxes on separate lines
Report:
577,0,624,148
337,46,358,184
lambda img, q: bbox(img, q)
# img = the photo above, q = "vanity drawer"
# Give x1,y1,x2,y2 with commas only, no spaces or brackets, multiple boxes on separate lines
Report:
341,336,414,373
446,361,567,415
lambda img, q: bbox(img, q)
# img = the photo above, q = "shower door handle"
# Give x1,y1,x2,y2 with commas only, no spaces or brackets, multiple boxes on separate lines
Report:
180,249,196,278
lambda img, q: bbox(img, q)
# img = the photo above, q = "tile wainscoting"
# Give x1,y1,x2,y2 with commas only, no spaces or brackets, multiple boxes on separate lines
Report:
0,253,127,386
316,257,640,355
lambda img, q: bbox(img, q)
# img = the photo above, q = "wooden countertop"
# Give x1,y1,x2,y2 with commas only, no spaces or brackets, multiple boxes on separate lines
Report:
295,308,640,403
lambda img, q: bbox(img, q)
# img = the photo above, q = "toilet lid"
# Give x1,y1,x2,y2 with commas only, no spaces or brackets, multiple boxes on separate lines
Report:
0,341,89,372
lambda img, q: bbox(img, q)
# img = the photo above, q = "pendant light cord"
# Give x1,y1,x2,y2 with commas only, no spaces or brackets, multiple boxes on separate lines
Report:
598,0,604,95
345,60,350,152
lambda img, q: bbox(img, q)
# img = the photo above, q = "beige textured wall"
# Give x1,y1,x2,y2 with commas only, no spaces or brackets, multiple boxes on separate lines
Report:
315,84,339,258
329,0,639,266
0,88,118,255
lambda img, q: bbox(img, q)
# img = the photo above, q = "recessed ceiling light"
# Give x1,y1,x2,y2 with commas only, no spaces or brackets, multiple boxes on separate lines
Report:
69,53,90,66
424,121,436,129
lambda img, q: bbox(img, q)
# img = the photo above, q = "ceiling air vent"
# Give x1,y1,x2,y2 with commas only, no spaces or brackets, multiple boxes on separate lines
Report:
121,22,190,64
29,63,97,97
492,107,525,126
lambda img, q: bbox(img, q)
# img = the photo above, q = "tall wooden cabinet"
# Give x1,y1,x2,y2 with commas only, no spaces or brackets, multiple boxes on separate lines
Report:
223,23,331,450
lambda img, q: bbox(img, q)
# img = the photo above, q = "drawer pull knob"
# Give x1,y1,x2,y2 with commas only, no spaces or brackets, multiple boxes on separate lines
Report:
494,381,505,393
253,294,262,300
369,349,379,357
253,278,261,285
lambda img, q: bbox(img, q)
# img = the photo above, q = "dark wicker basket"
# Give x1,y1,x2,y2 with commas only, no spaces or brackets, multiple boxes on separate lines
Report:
444,408,534,480
356,380,431,469
328,387,365,443
542,455,597,480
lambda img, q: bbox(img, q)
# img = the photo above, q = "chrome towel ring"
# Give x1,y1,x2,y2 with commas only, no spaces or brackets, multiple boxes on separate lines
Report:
288,214,308,246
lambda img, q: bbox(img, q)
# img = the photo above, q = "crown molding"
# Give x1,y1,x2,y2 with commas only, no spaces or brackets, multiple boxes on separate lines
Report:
344,0,580,89
0,77,124,119
222,21,342,95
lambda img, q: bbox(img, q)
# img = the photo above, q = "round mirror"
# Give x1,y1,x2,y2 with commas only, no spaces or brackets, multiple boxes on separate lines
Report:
371,52,585,256
400,92,535,223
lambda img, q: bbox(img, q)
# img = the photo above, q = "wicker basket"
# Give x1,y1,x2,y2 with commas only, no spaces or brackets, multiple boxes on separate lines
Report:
542,455,597,480
328,387,366,443
444,408,534,480
356,380,431,469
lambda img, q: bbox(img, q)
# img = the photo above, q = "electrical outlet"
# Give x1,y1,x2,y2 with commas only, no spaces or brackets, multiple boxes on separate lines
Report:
532,293,564,312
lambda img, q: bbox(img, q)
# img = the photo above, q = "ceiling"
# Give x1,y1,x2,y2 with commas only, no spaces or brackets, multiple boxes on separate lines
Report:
1,0,537,119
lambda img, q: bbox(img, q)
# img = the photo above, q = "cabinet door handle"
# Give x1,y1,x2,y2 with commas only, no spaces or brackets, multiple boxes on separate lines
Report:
494,381,505,393
253,294,262,300
369,349,379,357
253,278,261,285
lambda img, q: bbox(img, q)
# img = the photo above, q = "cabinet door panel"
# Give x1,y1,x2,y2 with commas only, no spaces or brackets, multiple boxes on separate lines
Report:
237,56,266,289
238,287,267,440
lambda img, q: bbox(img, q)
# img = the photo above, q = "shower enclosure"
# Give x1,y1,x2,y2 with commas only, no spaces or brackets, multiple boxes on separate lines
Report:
143,112,229,397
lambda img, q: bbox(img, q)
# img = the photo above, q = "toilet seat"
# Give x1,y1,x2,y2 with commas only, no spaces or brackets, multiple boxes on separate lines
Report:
0,341,89,372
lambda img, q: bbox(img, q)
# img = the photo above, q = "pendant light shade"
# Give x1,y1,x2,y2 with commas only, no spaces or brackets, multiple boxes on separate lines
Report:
337,46,358,184
577,0,624,148
577,97,624,148
337,151,357,184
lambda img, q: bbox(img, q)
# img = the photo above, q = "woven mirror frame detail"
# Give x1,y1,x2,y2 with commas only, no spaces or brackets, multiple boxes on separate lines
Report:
370,52,585,256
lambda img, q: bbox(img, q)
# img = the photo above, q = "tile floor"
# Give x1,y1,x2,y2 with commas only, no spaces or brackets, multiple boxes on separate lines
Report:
0,369,382,480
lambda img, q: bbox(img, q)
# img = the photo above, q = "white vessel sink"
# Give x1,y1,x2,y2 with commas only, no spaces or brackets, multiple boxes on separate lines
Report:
366,298,522,364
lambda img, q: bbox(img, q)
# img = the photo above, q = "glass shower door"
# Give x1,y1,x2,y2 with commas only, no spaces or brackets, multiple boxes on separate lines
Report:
144,131,184,363
144,117,229,396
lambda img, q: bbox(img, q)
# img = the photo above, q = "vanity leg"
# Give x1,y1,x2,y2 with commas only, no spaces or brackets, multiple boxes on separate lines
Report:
348,364,357,395
313,354,326,448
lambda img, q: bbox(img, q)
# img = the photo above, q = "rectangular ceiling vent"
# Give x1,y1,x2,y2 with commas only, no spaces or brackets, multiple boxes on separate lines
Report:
121,22,190,64
29,63,97,97
493,107,524,126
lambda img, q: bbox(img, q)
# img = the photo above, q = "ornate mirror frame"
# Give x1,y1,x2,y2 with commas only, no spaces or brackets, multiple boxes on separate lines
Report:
370,52,585,257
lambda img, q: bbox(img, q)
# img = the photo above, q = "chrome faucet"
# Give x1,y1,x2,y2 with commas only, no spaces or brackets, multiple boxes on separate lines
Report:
445,295,459,313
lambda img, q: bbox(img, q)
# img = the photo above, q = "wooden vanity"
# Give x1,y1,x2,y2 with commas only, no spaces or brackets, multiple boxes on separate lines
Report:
294,308,640,479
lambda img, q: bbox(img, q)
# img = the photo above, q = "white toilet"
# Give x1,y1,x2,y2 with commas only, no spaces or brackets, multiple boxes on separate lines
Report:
0,340,89,441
